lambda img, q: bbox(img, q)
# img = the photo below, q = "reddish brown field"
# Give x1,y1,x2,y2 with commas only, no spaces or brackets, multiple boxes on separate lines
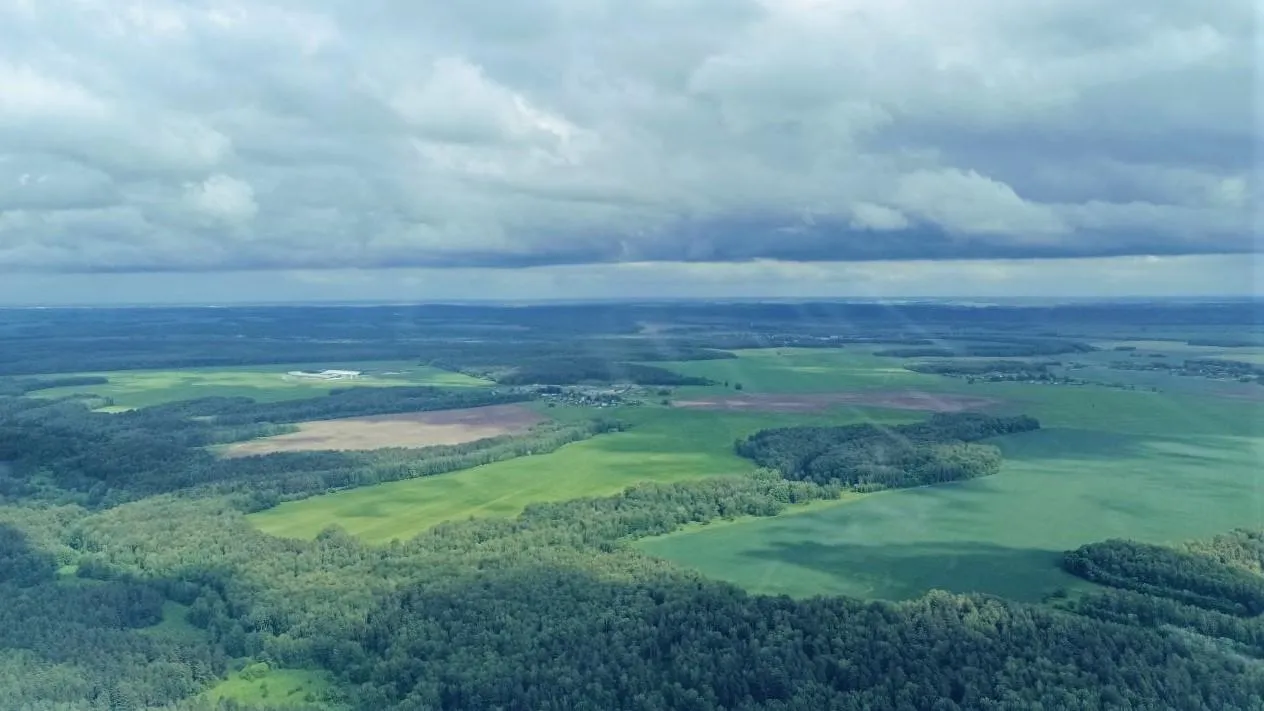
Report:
221,404,547,457
672,391,1000,413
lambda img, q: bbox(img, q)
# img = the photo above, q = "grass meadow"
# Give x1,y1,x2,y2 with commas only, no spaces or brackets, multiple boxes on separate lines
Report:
31,361,489,409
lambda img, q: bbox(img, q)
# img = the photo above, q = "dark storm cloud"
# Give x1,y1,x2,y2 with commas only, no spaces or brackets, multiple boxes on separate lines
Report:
0,0,1254,273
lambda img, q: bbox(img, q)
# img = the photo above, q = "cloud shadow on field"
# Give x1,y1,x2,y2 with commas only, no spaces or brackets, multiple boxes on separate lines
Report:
742,540,1078,602
991,428,1150,462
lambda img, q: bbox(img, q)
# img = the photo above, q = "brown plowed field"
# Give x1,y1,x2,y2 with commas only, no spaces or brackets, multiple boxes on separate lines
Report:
221,404,547,457
672,391,1000,413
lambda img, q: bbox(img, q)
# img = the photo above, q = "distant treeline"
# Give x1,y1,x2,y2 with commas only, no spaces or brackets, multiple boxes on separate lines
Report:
905,360,1058,375
736,413,1040,490
682,335,935,350
1186,358,1264,376
139,386,528,426
492,357,715,386
876,339,1094,358
0,375,109,397
1110,357,1264,383
1188,337,1264,347
0,329,732,378
8,300,1256,378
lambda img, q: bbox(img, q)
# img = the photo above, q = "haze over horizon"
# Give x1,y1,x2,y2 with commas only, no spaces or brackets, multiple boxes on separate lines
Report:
0,0,1257,304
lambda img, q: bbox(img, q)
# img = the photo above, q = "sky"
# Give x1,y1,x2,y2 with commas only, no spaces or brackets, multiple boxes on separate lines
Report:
0,0,1257,303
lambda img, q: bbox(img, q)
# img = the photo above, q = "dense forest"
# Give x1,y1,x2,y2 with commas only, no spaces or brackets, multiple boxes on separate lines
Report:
1,472,1261,710
0,522,229,709
736,413,1040,490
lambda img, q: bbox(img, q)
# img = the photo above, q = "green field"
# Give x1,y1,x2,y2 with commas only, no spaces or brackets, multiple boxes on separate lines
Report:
637,350,1264,602
665,348,948,394
30,361,489,409
249,404,916,543
639,428,1263,602
203,666,339,708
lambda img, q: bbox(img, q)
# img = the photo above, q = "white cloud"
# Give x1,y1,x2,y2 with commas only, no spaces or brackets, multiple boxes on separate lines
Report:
850,203,909,231
184,174,257,224
893,169,1068,239
0,0,1252,276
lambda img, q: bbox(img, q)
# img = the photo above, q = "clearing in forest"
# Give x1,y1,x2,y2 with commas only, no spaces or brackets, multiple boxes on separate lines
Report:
221,404,546,457
672,391,999,413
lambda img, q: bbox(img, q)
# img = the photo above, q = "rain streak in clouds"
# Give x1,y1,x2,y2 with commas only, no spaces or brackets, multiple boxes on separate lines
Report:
0,0,1255,275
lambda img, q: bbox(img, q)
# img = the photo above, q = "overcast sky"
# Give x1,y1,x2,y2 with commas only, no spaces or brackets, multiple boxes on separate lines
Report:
0,0,1257,303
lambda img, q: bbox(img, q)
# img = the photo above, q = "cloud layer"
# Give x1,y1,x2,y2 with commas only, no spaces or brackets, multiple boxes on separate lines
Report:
0,0,1255,273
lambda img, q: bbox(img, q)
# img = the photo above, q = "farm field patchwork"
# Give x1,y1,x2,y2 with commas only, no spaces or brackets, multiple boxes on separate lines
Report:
30,361,489,409
248,404,917,543
249,347,1263,601
220,403,546,457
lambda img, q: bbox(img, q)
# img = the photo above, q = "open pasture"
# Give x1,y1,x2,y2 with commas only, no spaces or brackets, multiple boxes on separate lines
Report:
221,404,547,457
31,361,489,409
248,404,917,543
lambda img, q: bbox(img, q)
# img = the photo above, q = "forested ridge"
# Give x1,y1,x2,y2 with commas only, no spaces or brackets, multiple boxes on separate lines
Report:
1053,531,1264,666
1,474,1261,710
1063,537,1264,616
736,413,1040,490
